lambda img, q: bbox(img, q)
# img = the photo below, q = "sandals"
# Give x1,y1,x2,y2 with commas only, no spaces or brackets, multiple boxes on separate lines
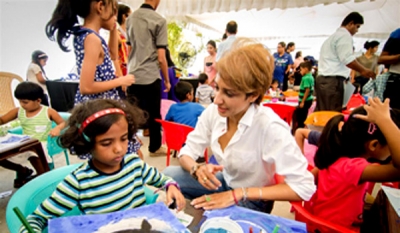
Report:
14,168,35,188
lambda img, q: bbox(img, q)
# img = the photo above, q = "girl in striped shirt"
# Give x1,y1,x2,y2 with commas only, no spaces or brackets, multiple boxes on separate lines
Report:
20,99,185,233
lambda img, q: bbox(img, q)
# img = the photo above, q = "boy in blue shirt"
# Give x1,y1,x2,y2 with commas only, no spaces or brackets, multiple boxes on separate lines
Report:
166,81,205,128
292,62,315,134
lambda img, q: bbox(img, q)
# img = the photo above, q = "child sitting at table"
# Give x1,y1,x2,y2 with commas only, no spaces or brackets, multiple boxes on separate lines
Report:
268,79,282,98
166,81,205,128
291,62,314,134
19,99,185,233
0,82,65,186
195,73,214,105
310,97,400,229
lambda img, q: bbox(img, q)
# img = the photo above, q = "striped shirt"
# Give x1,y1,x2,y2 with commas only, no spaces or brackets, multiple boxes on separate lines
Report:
20,154,173,233
18,105,52,142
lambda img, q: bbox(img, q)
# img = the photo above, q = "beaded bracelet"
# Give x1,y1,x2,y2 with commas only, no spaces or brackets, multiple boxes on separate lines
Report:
154,182,181,194
231,190,239,205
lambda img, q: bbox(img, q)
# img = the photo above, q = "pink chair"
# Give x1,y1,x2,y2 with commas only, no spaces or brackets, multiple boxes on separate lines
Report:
160,99,176,145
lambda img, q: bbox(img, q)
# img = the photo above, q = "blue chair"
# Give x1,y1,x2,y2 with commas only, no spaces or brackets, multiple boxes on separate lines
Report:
8,112,71,169
6,163,159,233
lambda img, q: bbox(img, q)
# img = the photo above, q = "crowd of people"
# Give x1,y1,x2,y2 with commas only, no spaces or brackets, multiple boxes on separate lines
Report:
4,0,398,232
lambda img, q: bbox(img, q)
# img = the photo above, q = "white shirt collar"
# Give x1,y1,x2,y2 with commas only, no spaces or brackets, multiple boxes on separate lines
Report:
217,104,256,127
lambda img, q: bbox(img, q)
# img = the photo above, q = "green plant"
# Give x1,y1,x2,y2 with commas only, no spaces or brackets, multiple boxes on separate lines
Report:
167,21,185,67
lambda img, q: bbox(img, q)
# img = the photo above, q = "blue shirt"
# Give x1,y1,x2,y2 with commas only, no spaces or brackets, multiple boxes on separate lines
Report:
165,102,205,128
273,52,293,83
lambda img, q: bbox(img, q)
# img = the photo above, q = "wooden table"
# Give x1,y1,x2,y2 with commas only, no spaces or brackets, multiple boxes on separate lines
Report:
185,200,205,233
361,189,400,233
0,138,50,175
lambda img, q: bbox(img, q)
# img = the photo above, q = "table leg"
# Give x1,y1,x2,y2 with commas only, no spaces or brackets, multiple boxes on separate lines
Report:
20,141,50,174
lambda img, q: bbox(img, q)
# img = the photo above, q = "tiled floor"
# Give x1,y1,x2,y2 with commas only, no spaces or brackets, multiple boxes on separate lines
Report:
0,131,293,232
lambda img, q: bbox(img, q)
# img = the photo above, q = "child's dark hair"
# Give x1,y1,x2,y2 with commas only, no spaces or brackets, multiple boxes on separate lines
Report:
315,107,400,169
59,99,146,155
174,81,193,102
271,79,279,85
31,50,48,75
300,61,312,71
364,40,380,50
117,4,130,25
222,33,227,40
198,73,208,84
46,0,116,52
353,83,361,94
14,82,44,100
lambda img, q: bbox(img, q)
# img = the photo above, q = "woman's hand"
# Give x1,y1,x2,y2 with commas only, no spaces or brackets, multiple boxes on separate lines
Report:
119,74,135,87
166,185,186,211
190,190,240,210
195,164,223,190
354,97,391,124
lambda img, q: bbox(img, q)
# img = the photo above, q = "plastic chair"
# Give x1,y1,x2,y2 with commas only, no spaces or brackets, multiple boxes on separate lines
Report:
290,201,359,233
304,111,342,131
156,119,208,166
8,112,71,169
342,94,366,115
6,163,159,233
282,91,299,97
262,103,296,125
0,72,23,115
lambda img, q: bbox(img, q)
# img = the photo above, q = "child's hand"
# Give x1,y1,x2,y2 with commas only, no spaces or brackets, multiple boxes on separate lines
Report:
354,97,391,124
299,102,304,108
119,74,135,86
49,128,61,137
166,185,186,211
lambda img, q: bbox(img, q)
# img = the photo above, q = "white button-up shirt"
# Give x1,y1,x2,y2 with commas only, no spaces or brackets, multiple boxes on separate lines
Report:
216,35,237,61
319,27,356,78
179,104,316,201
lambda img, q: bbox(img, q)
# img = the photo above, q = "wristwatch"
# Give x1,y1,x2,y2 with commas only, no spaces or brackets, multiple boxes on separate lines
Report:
190,163,205,180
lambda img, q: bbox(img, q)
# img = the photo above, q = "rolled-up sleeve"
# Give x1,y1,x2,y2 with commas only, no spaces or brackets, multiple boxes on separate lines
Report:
263,121,316,201
178,106,213,160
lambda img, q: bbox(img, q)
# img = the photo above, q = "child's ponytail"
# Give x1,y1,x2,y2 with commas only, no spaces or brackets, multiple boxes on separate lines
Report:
46,0,97,52
314,114,345,169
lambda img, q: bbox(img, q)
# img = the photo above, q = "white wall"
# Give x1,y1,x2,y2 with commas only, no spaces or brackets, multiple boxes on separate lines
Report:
0,0,75,80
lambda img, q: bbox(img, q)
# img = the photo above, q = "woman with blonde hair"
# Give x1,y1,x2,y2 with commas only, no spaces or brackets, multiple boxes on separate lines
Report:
164,38,315,213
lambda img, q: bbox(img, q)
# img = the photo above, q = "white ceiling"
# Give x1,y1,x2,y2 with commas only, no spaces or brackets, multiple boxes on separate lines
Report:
121,0,400,39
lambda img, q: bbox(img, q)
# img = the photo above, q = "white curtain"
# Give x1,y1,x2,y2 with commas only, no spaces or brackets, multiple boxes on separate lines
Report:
120,0,365,16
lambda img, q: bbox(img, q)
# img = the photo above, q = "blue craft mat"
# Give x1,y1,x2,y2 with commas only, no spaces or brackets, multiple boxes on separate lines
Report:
48,203,189,233
204,205,307,233
0,135,30,143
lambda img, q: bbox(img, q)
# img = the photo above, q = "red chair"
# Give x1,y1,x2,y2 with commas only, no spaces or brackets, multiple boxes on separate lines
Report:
342,94,366,115
262,103,296,125
290,201,359,233
156,119,208,166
